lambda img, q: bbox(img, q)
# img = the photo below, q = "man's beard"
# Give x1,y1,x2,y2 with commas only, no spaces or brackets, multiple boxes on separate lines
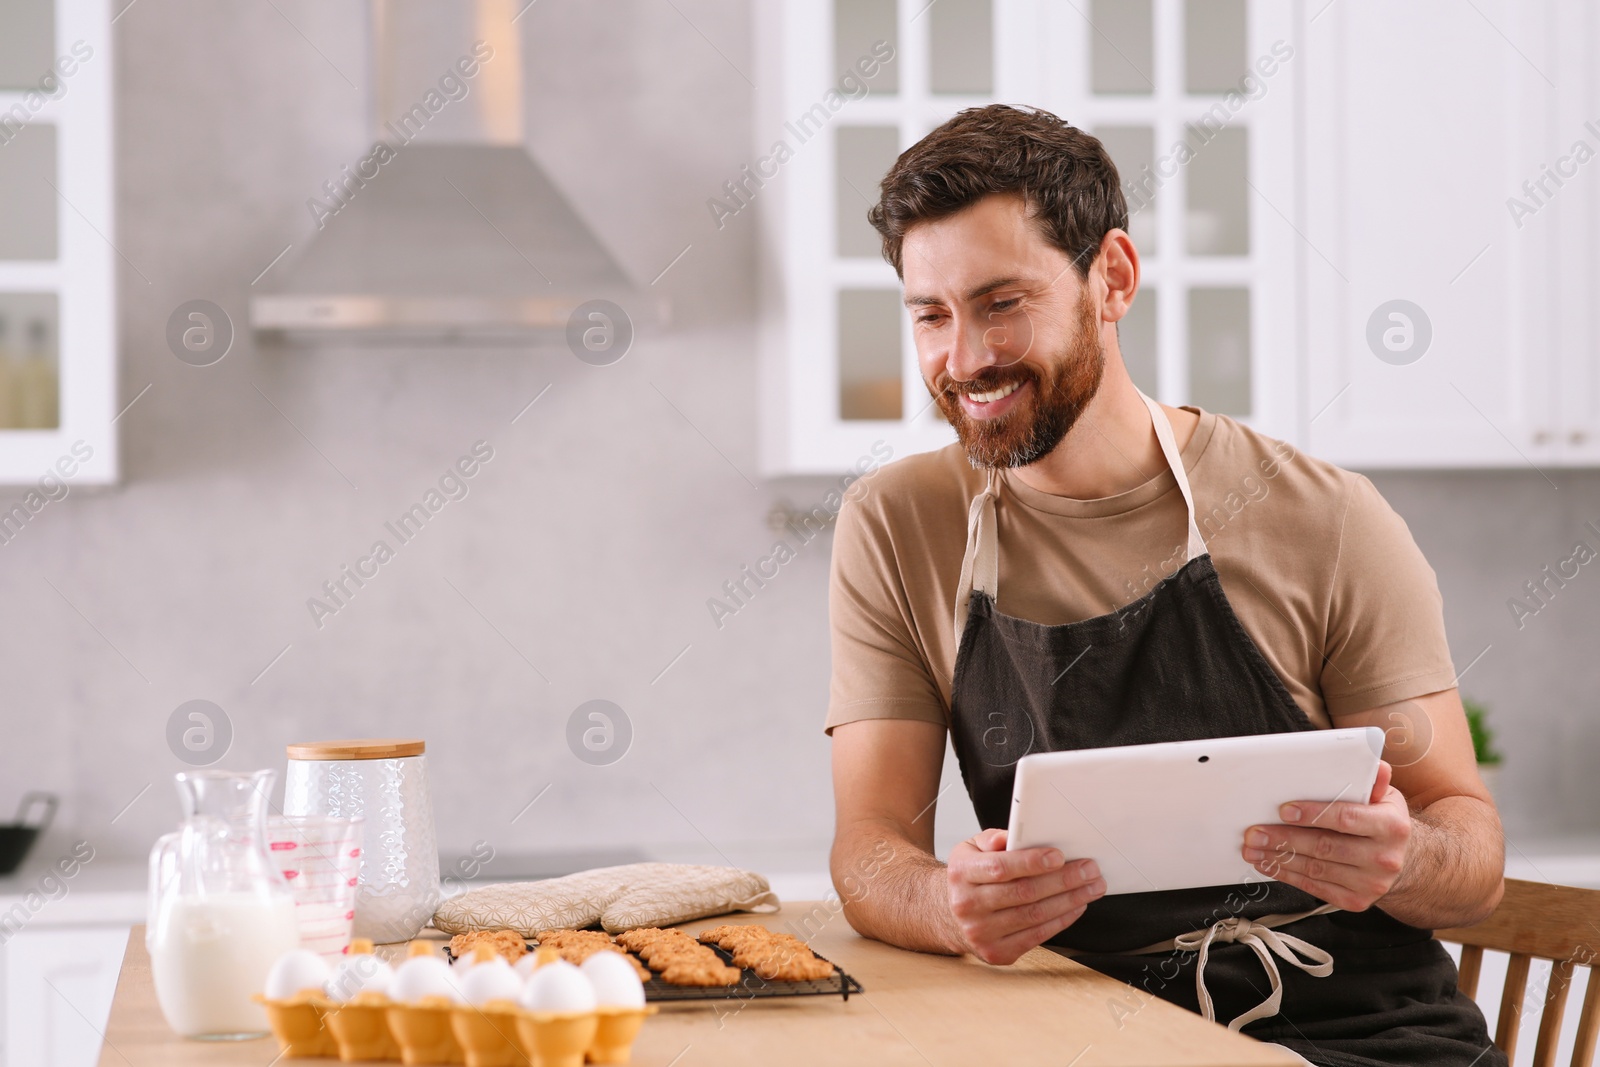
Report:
930,292,1106,470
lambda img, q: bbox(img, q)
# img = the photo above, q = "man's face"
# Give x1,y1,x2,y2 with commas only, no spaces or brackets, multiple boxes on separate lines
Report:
901,194,1106,469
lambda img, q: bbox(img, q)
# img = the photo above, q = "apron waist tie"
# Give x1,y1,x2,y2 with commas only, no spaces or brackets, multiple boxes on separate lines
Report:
1057,902,1341,1031
1173,904,1339,1031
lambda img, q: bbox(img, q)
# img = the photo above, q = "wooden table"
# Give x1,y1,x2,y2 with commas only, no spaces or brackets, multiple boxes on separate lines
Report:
100,904,1299,1066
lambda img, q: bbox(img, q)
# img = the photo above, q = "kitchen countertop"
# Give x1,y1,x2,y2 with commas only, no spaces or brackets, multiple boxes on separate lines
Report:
0,859,147,926
1503,835,1600,887
0,854,836,931
97,903,1299,1066
4,833,1595,941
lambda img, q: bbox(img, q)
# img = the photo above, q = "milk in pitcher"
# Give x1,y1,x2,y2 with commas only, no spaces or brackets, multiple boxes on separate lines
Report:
149,892,298,1037
147,770,302,1039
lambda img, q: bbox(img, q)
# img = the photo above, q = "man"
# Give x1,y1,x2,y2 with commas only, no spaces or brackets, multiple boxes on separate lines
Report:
827,105,1506,1067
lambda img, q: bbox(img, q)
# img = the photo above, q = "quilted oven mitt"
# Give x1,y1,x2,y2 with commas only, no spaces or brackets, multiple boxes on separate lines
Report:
431,862,780,936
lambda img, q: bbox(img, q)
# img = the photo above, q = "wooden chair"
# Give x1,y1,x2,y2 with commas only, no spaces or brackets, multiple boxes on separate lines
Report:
1438,878,1600,1067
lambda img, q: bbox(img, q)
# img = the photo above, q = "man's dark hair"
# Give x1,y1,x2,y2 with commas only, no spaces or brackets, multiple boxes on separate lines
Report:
867,104,1128,280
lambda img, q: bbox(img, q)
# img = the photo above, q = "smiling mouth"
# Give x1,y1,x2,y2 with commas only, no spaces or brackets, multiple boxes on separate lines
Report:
964,380,1024,405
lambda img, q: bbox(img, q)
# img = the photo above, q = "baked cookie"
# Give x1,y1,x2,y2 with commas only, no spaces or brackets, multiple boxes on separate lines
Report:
534,929,652,979
618,927,740,986
749,952,837,982
696,924,838,981
448,928,529,962
659,959,742,986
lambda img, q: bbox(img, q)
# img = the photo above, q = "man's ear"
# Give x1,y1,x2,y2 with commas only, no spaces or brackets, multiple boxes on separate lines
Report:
1097,228,1140,325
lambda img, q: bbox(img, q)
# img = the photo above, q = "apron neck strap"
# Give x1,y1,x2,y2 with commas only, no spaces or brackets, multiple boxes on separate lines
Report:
952,394,1208,647
953,467,1000,643
1140,392,1208,564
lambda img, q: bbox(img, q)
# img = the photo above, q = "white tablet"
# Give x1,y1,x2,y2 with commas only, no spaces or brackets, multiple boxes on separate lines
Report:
1005,727,1385,895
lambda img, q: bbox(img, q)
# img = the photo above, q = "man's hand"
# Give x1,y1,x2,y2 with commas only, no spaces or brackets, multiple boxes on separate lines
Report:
947,828,1107,965
1241,760,1412,912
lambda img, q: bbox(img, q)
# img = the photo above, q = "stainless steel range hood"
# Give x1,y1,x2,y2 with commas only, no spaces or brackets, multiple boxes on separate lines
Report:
251,0,655,340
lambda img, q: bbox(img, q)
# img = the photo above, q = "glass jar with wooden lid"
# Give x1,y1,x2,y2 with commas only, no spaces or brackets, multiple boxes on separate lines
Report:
282,739,439,943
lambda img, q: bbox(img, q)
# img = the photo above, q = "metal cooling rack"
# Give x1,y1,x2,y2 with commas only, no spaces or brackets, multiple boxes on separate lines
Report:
642,942,862,1002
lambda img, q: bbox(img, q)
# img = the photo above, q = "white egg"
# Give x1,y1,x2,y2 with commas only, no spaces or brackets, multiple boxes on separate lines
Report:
264,948,333,1001
518,959,596,1014
580,952,645,1009
513,953,540,980
325,953,395,1001
460,957,523,1006
390,954,464,1004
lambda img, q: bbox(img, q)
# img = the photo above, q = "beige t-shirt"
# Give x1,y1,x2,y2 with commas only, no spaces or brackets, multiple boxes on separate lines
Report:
826,409,1456,733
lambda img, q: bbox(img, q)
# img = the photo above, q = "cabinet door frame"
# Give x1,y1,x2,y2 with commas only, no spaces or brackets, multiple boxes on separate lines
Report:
758,0,1044,476
1036,0,1302,446
1300,0,1562,470
0,0,117,487
759,0,1302,475
1,923,130,1067
1553,0,1600,465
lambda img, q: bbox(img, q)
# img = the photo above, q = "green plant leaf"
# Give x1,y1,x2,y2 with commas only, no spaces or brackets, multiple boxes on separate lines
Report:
1463,699,1504,766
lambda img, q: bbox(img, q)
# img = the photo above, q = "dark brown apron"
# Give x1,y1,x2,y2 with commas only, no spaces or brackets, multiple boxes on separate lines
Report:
945,395,1504,1067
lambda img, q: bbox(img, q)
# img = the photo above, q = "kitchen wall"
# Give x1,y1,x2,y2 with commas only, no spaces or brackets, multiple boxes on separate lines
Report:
0,1,1594,882
1370,469,1600,842
1,0,853,879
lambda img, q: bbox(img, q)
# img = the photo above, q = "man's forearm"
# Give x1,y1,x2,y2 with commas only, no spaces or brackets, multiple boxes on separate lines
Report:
832,820,962,955
1379,796,1504,929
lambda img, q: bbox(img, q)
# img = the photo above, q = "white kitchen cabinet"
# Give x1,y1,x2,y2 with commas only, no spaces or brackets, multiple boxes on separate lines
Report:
1034,0,1303,446
757,0,1303,474
1551,0,1600,467
1,925,128,1067
0,0,117,488
756,0,1025,474
1301,0,1598,470
759,0,1600,475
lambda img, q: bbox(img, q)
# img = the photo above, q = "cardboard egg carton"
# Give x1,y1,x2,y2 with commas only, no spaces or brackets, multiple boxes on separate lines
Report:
258,941,653,1067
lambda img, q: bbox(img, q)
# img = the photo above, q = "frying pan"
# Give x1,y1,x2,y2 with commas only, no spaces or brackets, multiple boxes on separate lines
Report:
0,793,58,876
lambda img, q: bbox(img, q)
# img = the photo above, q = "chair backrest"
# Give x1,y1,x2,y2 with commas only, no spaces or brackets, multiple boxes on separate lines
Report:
1437,878,1600,1067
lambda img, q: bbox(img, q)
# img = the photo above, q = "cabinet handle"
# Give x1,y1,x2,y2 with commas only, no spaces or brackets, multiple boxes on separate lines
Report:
1573,431,1589,446
1533,430,1551,445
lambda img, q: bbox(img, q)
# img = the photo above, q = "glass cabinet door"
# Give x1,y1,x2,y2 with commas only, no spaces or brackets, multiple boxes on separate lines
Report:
0,0,115,484
1085,0,1256,418
0,294,61,431
761,0,1046,473
0,0,55,89
1051,0,1299,442
0,1,61,432
760,0,1297,472
0,123,61,432
928,0,994,96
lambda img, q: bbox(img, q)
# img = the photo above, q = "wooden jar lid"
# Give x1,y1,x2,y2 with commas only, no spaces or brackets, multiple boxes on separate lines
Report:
285,739,425,761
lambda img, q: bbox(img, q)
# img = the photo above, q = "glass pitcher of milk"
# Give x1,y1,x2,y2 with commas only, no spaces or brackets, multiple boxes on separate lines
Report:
146,770,299,1039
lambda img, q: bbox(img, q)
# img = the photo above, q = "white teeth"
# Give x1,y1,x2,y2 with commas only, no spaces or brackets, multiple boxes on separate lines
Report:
966,380,1022,404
